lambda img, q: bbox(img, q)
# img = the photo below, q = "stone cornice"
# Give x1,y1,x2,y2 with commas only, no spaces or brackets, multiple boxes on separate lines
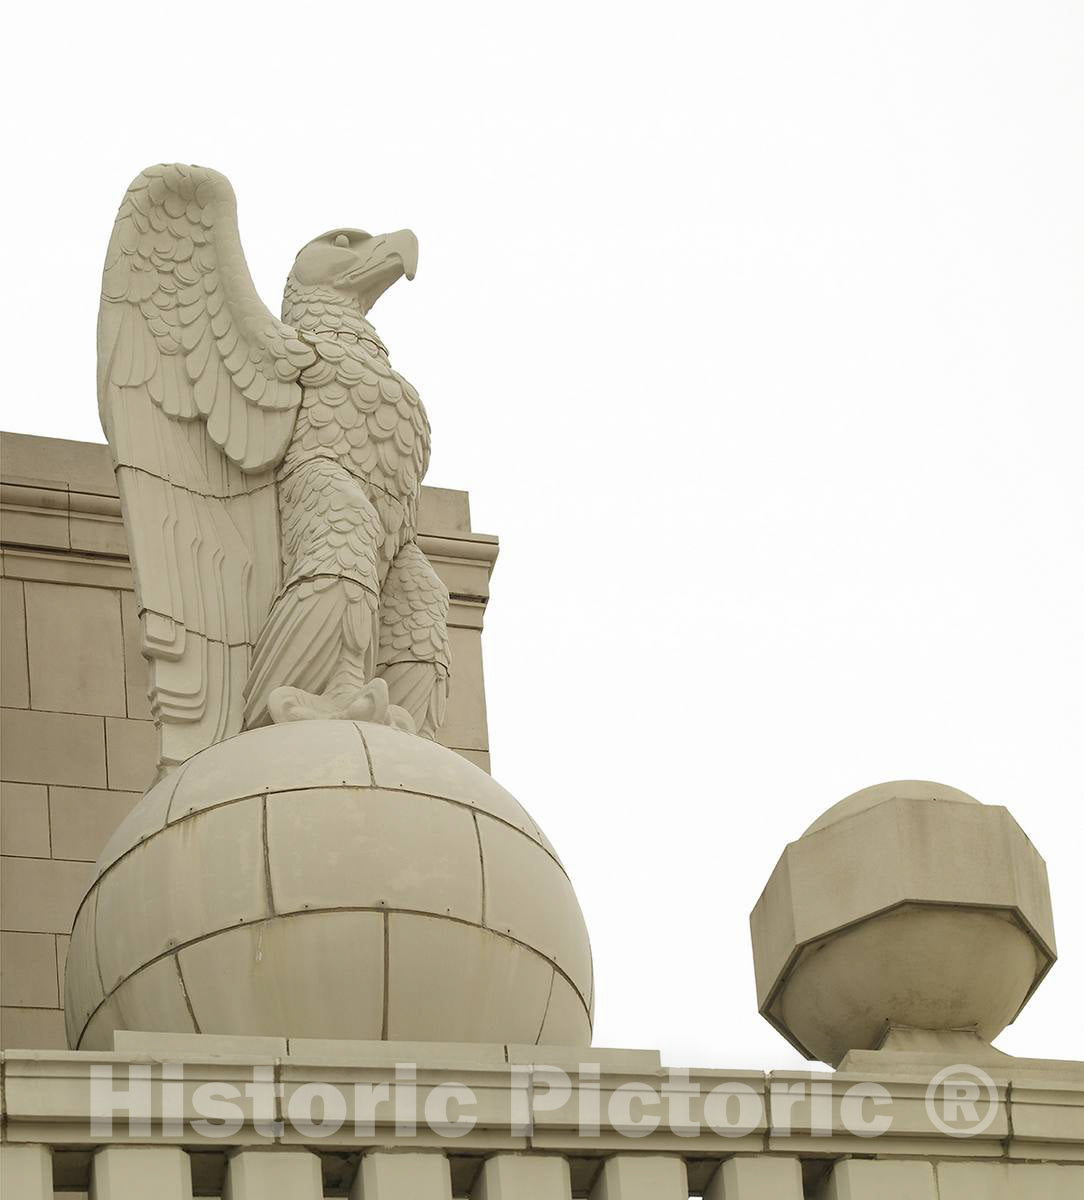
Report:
2,1043,1083,1188
0,433,498,625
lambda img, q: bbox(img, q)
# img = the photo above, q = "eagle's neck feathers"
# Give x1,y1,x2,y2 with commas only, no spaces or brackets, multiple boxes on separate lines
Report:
281,281,384,346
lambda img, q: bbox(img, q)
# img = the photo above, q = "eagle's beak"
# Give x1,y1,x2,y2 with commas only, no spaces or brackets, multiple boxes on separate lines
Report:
337,229,419,310
387,229,418,281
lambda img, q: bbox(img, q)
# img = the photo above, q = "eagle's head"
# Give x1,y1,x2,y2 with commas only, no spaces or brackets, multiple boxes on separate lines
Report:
288,227,418,315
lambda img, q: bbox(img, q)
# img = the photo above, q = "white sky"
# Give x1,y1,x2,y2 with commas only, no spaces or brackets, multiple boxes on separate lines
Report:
3,3,1081,1069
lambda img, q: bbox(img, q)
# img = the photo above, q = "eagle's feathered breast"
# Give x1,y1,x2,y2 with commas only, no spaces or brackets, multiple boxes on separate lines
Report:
280,282,431,571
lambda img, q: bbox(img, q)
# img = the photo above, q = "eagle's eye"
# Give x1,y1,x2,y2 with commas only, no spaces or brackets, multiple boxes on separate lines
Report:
334,233,350,248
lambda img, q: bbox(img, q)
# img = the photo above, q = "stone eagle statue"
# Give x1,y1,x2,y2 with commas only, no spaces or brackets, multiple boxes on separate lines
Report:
98,164,450,772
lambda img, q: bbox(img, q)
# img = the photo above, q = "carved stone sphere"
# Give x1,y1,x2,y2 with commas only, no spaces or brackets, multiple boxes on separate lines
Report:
64,721,593,1050
750,781,1056,1066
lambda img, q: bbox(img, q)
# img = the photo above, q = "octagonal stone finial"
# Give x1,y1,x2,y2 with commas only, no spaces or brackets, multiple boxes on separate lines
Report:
750,781,1057,1067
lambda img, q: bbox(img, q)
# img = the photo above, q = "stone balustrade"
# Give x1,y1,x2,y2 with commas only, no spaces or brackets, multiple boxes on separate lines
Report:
2,1037,1082,1198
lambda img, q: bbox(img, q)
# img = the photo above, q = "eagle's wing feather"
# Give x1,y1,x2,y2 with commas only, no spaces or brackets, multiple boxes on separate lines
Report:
98,164,315,771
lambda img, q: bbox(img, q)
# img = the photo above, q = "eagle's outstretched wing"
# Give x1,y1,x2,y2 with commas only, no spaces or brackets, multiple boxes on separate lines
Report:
98,164,315,772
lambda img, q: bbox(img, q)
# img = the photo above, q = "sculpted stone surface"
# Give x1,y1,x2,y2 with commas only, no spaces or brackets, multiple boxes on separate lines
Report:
750,780,1056,1066
63,721,593,1049
98,164,450,772
55,165,596,1051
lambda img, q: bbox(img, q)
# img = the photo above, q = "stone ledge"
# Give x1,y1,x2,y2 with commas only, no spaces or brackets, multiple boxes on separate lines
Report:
1,431,499,625
0,432,499,566
2,1043,1082,1160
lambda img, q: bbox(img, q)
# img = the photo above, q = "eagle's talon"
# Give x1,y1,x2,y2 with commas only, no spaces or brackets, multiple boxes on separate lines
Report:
386,704,417,734
268,686,334,723
267,678,415,733
345,678,390,723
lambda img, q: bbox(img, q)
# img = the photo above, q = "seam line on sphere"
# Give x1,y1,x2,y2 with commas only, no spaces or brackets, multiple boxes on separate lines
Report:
261,794,276,914
352,721,376,784
86,782,568,907
534,967,556,1045
89,889,107,1006
473,811,487,927
162,753,197,825
74,904,592,1048
174,955,202,1033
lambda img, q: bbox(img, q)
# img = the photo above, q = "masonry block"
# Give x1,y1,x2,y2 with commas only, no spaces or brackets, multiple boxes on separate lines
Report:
0,781,50,857
1,708,106,787
104,716,156,792
0,1004,66,1048
1,855,93,932
0,931,59,1007
24,582,125,716
49,785,140,861
0,579,28,707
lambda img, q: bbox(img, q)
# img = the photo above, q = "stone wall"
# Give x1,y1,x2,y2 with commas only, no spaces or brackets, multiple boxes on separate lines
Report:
0,432,498,1050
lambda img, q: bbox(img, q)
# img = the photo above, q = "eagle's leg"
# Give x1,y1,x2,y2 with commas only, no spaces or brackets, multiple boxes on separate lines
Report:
242,459,385,728
376,541,452,739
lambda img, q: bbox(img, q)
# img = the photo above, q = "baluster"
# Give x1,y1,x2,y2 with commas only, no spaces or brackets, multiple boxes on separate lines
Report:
826,1159,937,1198
590,1155,688,1199
223,1148,323,1199
90,1147,193,1199
704,1156,803,1198
472,1154,572,1198
350,1151,452,1198
0,1145,52,1200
